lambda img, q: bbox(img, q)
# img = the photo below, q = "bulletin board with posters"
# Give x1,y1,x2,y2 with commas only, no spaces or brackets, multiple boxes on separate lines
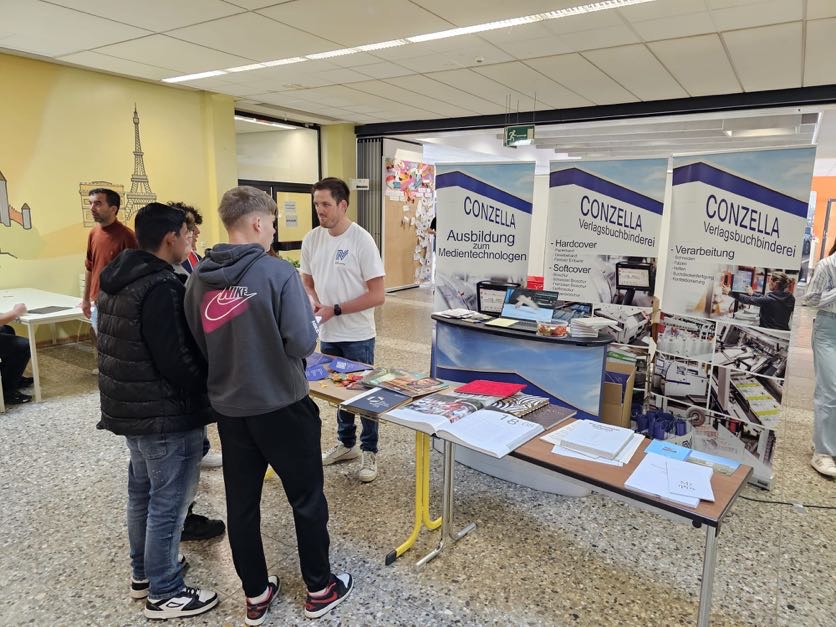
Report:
383,159,435,290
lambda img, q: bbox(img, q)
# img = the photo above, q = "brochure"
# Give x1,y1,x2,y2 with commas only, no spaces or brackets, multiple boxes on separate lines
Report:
340,387,411,419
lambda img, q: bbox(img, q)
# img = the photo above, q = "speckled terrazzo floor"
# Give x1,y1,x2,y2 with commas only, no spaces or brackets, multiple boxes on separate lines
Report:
0,286,832,626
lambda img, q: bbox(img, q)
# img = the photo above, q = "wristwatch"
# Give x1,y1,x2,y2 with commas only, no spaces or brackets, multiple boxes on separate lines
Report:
333,303,342,316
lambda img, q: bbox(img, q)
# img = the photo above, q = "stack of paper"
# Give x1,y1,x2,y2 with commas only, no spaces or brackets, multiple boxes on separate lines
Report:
570,317,618,338
542,421,643,466
557,420,635,460
624,453,714,507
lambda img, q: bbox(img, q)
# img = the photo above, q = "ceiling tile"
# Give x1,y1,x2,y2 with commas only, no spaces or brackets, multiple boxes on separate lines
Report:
617,0,707,21
46,0,243,32
60,52,164,81
428,68,537,109
353,62,414,80
56,50,178,80
382,75,500,115
582,44,689,100
473,62,591,108
0,0,149,57
708,0,803,30
408,0,576,27
807,0,836,19
722,22,802,91
628,11,716,41
543,24,641,52
257,0,453,48
348,80,480,117
524,53,638,104
648,35,740,96
167,12,337,61
224,0,284,9
484,32,575,60
804,18,836,86
379,35,511,64
393,53,472,74
543,8,626,34
92,34,255,75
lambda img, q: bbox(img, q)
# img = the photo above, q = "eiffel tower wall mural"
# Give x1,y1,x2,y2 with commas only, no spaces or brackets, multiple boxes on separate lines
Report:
78,106,156,226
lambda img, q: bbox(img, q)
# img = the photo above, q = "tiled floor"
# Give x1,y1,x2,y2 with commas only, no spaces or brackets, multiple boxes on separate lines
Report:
0,285,832,626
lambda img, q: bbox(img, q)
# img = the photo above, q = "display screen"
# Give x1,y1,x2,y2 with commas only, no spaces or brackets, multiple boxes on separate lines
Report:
500,288,560,322
732,268,754,293
616,265,651,290
477,286,507,315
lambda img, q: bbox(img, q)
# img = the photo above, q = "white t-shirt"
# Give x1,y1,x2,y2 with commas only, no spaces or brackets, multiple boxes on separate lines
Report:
301,222,385,342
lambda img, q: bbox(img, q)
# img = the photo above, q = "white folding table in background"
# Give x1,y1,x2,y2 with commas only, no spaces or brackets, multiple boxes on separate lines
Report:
0,288,90,402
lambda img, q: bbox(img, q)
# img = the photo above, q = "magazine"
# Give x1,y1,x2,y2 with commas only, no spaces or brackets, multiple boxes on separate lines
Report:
340,387,411,418
386,393,544,458
487,393,550,417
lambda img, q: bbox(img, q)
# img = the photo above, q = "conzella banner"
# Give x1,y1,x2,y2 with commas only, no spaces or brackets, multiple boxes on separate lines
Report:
434,162,534,311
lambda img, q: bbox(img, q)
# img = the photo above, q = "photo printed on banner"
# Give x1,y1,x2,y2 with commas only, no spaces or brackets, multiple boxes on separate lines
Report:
712,322,789,379
596,303,652,346
652,354,711,409
657,313,717,363
708,365,783,431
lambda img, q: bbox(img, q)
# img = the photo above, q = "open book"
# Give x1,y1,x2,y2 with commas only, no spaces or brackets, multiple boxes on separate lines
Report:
386,393,544,458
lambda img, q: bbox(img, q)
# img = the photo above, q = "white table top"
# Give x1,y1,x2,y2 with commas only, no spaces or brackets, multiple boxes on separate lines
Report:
0,288,85,323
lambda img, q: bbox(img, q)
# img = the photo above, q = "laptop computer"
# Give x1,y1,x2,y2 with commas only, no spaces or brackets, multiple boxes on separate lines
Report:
498,288,562,332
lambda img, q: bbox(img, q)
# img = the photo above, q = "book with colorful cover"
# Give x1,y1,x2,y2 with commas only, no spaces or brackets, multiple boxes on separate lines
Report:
375,373,448,397
386,393,543,458
487,393,550,417
340,387,411,418
454,380,526,398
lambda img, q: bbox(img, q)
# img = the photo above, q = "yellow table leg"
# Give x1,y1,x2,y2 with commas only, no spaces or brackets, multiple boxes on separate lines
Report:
421,433,442,530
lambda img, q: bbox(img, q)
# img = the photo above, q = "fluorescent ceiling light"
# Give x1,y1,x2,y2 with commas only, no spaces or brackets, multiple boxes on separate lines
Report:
723,127,797,138
163,0,654,82
162,70,226,83
234,115,297,130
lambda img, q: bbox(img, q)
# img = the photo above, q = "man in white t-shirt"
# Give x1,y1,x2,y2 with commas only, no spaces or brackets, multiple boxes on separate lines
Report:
301,177,386,482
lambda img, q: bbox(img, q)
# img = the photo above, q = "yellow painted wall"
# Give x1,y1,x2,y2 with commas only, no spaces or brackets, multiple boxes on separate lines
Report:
320,124,357,220
0,53,237,299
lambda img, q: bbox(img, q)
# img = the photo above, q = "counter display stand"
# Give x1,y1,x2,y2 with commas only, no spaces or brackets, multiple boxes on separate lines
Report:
430,315,614,496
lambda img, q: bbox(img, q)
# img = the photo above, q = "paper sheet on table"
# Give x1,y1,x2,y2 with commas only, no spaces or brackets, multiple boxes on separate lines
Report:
666,458,714,501
551,432,644,466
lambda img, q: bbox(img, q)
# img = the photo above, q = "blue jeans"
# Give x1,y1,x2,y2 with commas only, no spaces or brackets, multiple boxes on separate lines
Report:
320,338,378,453
813,311,836,456
126,429,203,599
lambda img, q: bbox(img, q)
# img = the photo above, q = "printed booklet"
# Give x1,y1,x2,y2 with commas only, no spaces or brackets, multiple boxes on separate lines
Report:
387,393,544,458
340,387,411,419
361,368,448,397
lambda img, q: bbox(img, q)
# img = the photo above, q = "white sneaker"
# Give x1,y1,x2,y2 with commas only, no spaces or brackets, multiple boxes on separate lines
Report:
811,454,836,478
144,585,218,619
322,444,360,466
358,451,377,483
200,451,223,469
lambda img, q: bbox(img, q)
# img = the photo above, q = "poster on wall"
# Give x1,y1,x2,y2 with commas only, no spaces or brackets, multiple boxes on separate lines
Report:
383,159,435,288
434,162,534,311
544,159,667,348
657,147,816,487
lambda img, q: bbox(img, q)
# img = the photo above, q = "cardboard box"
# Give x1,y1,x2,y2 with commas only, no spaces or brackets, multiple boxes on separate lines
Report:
601,360,636,428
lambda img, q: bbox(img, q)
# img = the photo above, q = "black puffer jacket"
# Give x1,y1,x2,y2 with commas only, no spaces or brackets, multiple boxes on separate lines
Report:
96,249,212,435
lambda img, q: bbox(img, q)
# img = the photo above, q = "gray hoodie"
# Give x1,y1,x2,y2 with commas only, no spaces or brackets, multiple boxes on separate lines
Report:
184,243,317,417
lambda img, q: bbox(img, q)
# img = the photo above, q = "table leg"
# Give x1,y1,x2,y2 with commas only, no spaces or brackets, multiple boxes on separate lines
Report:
416,441,475,567
697,525,718,627
421,433,442,531
26,323,42,403
386,432,433,565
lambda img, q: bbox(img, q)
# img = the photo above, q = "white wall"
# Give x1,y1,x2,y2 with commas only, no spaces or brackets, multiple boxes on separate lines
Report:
237,128,318,183
528,173,550,277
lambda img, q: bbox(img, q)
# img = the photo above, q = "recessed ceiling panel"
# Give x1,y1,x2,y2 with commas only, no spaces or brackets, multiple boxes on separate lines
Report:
524,53,639,104
473,62,591,108
349,80,480,117
428,68,536,109
708,0,803,31
408,0,578,27
649,35,740,96
582,44,688,101
167,12,337,61
544,24,641,53
93,35,255,75
382,75,501,115
723,22,802,91
804,18,836,86
618,0,707,21
45,0,243,31
56,51,178,81
807,0,836,19
257,0,452,48
628,11,717,41
353,62,415,80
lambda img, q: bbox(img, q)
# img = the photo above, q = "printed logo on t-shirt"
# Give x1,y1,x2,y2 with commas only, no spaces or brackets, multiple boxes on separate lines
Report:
201,286,257,333
335,249,349,264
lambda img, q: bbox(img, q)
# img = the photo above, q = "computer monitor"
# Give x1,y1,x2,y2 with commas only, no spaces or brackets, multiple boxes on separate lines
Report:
476,281,520,315
615,262,652,291
731,268,755,293
500,288,561,323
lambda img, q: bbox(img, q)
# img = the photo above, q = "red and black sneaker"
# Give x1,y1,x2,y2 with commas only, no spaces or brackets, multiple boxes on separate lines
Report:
245,575,280,626
304,573,353,619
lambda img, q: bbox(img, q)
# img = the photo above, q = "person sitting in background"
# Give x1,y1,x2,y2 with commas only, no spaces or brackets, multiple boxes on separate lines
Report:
802,239,836,478
96,202,218,620
0,303,33,405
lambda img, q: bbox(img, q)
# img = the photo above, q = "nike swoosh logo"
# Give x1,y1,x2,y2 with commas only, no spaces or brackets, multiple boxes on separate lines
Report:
204,290,257,322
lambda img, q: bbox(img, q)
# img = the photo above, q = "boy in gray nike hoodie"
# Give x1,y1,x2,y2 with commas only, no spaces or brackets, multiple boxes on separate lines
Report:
184,186,353,622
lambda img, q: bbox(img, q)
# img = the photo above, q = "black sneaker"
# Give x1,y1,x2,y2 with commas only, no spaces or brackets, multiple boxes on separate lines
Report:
245,575,280,626
304,573,353,619
17,376,34,388
144,586,218,619
5,390,31,405
131,555,189,599
181,512,225,541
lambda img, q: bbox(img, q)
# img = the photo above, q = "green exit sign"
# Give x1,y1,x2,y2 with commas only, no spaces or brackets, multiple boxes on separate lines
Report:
504,124,535,147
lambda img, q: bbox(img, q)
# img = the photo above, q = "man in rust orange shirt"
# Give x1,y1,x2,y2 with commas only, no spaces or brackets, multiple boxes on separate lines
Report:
81,188,138,331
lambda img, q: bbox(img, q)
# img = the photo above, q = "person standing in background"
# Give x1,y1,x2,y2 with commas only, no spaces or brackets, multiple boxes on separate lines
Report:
802,239,836,478
301,177,385,483
81,188,138,332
